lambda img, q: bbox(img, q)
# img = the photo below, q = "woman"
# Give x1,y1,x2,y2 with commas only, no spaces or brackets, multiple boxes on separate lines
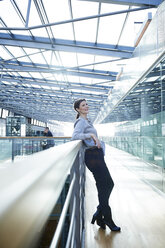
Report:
71,99,120,231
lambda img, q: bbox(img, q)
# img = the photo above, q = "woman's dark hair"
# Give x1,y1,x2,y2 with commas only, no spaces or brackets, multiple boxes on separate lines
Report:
74,99,86,119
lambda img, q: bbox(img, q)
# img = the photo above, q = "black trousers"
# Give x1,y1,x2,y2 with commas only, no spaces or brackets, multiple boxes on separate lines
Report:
85,147,114,218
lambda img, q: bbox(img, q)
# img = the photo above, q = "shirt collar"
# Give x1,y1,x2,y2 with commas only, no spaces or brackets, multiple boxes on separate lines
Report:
79,116,92,124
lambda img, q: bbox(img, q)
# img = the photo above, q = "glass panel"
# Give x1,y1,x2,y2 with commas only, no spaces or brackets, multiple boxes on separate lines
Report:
72,0,98,42
102,56,165,193
0,1,24,27
74,19,98,43
0,139,12,163
77,54,94,66
59,52,78,67
43,0,71,22
15,0,29,20
29,52,48,64
119,8,157,46
0,137,71,163
0,46,13,60
98,4,127,44
5,46,25,58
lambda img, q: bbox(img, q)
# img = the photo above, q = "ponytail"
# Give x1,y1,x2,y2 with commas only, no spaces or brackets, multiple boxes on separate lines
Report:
76,113,80,119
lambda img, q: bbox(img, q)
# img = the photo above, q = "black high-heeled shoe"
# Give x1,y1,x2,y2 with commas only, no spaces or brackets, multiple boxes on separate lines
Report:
103,219,121,232
103,207,121,232
91,209,106,230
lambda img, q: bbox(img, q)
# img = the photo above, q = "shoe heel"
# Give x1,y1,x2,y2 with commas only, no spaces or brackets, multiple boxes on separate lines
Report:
91,216,96,224
97,219,106,230
103,220,121,232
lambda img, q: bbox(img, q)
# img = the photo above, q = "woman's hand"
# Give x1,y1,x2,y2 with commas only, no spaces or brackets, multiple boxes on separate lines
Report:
90,134,101,148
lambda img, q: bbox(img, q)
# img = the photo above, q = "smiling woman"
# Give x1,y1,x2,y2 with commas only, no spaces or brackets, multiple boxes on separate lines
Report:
71,98,121,231
74,98,88,119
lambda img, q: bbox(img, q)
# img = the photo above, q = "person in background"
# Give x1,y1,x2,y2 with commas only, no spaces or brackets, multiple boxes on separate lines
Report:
71,99,120,232
42,127,55,150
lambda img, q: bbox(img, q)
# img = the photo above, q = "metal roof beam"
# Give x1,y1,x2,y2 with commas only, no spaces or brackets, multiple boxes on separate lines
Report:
0,79,110,93
0,97,101,110
0,88,103,105
79,0,162,7
0,92,106,104
0,87,106,101
0,33,134,58
0,104,99,119
0,100,99,112
1,99,98,110
0,6,155,31
1,64,116,80
1,81,107,96
0,98,99,116
0,102,71,120
0,60,118,77
0,74,114,89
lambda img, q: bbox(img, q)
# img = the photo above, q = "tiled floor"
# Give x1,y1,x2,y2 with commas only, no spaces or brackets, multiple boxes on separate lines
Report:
85,145,165,248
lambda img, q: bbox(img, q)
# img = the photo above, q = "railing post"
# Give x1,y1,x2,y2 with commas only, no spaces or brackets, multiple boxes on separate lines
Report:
79,149,86,246
11,138,15,162
70,148,85,248
70,153,80,247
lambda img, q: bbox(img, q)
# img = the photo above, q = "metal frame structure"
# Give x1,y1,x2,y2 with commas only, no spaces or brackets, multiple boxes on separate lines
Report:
79,0,162,7
103,56,165,123
0,0,161,123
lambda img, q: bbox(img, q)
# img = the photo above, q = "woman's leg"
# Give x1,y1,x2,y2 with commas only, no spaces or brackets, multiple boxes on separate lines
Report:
85,149,114,218
85,148,120,231
93,165,114,218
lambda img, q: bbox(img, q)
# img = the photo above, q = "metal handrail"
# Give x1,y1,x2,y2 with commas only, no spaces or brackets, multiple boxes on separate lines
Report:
0,136,71,139
65,196,76,248
50,174,75,248
0,140,84,248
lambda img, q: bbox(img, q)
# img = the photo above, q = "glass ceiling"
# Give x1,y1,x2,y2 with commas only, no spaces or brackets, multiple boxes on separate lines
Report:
0,0,160,123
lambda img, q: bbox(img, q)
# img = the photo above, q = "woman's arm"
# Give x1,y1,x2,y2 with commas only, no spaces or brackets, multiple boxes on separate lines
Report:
71,119,91,140
90,133,101,148
72,119,101,149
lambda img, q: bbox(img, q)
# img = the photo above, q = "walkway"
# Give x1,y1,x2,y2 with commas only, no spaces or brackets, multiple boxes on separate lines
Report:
85,145,165,248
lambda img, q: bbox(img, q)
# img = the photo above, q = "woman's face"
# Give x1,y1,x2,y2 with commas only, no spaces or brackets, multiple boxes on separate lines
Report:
77,100,89,115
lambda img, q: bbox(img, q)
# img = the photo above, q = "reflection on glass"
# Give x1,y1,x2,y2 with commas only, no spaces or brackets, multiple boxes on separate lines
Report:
102,57,165,193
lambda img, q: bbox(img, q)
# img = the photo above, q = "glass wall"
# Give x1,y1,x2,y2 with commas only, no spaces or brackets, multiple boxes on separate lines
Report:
0,137,71,164
103,57,165,193
0,118,6,136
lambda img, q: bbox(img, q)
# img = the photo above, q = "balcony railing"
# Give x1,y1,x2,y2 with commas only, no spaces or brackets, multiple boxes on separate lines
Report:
0,137,71,162
0,140,85,248
102,136,165,193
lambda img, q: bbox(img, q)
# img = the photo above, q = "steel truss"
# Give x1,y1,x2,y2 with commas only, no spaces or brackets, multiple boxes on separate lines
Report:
0,0,159,123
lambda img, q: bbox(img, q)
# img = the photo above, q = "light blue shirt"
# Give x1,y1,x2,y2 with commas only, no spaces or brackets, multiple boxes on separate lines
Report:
71,116,105,154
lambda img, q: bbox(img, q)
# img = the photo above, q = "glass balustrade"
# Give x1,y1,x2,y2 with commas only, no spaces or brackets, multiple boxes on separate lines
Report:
103,136,165,192
0,137,71,163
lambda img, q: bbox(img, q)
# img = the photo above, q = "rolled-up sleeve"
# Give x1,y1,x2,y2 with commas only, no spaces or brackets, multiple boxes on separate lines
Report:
71,119,91,140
